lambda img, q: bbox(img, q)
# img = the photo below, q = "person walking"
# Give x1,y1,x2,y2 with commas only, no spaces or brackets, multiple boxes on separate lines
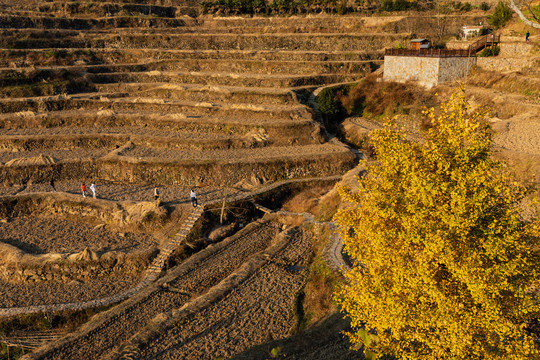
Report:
90,182,97,199
154,187,159,201
49,177,56,192
190,189,197,207
526,31,530,41
81,183,87,198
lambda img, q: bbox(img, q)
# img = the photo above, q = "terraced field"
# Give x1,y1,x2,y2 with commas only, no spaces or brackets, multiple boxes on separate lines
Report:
25,218,283,359
0,2,404,188
0,1,500,359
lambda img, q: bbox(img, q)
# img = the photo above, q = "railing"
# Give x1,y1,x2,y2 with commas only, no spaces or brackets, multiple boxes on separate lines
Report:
385,48,474,57
469,34,500,53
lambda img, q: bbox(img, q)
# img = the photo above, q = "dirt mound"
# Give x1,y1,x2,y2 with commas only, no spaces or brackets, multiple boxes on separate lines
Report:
4,154,56,167
67,248,100,262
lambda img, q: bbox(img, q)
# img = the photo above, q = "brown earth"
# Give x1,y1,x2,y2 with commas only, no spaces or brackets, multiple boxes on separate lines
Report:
0,275,141,308
0,217,158,254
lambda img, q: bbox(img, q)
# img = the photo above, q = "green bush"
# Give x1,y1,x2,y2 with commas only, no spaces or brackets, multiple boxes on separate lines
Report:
382,0,413,11
488,0,513,29
478,45,500,57
479,1,490,10
317,87,341,118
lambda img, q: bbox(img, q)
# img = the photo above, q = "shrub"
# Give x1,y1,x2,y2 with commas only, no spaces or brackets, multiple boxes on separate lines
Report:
488,0,513,29
317,87,342,119
461,2,472,11
478,45,500,56
381,0,412,11
338,75,425,119
480,1,490,10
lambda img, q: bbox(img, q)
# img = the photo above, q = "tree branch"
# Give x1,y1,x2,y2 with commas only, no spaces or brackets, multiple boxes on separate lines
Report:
524,0,540,23
509,0,540,28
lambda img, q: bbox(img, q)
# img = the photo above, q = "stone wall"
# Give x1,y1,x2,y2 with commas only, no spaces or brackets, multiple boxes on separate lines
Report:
438,56,477,83
499,41,535,56
0,151,356,187
383,56,439,87
476,56,538,72
383,55,477,87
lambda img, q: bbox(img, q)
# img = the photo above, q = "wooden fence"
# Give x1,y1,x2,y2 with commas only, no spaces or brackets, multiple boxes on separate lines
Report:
385,48,473,57
385,34,500,58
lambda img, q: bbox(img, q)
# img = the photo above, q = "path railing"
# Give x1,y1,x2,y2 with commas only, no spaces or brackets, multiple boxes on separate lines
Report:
469,34,500,53
385,34,500,58
385,48,473,57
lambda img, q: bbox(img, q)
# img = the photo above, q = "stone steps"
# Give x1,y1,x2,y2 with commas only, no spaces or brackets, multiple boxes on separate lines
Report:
0,15,194,30
0,132,274,152
0,111,319,143
1,0,202,7
113,143,350,163
92,83,299,106
0,143,355,184
0,16,380,33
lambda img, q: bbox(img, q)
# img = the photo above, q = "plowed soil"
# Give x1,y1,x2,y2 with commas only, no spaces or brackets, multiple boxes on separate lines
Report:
0,217,158,254
134,227,313,360
31,219,281,360
0,275,141,308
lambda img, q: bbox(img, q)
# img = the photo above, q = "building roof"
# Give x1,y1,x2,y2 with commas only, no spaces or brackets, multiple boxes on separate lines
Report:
410,39,429,43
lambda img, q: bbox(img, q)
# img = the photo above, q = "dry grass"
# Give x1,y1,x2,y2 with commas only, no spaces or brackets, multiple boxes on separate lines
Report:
281,184,338,222
466,69,540,101
297,224,340,331
338,74,436,120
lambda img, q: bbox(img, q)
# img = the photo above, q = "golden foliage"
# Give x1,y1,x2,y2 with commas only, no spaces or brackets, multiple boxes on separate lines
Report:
334,90,540,359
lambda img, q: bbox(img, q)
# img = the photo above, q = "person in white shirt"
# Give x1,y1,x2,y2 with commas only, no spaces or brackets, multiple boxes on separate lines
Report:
90,182,97,199
190,189,197,207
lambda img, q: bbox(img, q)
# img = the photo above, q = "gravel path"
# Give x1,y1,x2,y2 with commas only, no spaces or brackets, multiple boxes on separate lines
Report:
0,276,141,308
27,219,281,360
0,217,158,254
0,182,239,204
133,227,312,360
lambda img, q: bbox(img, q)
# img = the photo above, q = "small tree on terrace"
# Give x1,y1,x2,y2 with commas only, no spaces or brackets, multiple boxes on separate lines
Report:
334,90,540,359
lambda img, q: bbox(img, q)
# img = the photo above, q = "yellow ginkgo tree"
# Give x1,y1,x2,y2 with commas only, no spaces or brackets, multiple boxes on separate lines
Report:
334,90,540,360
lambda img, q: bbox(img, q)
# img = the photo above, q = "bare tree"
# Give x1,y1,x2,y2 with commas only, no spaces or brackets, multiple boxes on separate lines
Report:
510,0,540,28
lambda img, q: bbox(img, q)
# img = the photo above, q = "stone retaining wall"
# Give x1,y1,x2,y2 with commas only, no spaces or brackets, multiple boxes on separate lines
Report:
0,151,356,186
383,55,477,88
499,41,535,57
476,56,538,72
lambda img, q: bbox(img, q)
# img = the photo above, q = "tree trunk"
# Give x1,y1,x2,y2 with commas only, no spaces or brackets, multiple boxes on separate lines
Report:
510,0,540,28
